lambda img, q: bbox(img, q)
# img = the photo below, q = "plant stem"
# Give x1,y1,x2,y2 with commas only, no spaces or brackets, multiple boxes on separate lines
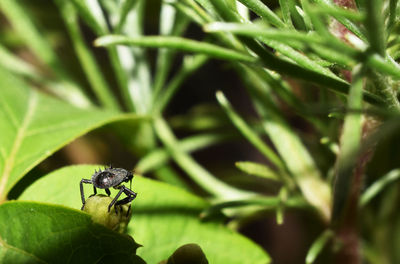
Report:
57,1,120,110
333,124,378,263
154,116,254,199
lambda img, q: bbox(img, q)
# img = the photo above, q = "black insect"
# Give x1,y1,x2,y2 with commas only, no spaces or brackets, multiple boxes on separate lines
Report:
80,166,137,214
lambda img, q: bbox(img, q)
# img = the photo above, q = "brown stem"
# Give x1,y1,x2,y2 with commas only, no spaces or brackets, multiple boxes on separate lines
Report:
329,1,362,263
333,117,380,263
329,0,358,82
333,0,357,10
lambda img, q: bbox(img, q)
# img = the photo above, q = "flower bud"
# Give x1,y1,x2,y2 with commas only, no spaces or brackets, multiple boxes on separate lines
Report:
82,194,132,233
166,243,208,264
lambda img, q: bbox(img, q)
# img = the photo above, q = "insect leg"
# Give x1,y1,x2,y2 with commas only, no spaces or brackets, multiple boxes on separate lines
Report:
115,187,137,206
105,188,111,196
114,187,137,216
89,186,97,198
80,179,92,210
108,187,124,213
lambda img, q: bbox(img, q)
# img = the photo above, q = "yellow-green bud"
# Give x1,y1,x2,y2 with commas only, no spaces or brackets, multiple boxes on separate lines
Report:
165,243,208,264
82,194,132,233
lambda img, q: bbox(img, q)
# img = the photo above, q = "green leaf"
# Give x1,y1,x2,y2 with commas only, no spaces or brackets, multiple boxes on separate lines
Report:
279,0,294,27
154,117,253,199
310,0,366,41
0,44,38,78
237,0,286,28
105,0,153,114
365,0,386,56
152,2,189,101
305,229,334,264
0,201,145,264
94,35,256,62
204,22,359,60
259,38,341,81
235,161,281,181
360,169,400,207
0,68,144,200
0,0,91,108
266,125,331,219
70,0,108,35
165,243,209,264
249,84,332,221
137,133,230,174
311,2,365,21
216,91,285,171
116,0,140,33
19,165,271,264
55,0,120,111
154,55,209,113
201,196,309,218
366,54,400,80
276,187,288,225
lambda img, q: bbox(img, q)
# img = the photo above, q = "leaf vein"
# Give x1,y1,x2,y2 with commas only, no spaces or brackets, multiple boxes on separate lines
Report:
0,235,47,263
0,90,37,200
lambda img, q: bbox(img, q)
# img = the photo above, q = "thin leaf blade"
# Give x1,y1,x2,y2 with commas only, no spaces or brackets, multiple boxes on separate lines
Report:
94,35,256,62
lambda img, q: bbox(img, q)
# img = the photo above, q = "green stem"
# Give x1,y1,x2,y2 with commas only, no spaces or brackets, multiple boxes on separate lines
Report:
237,0,286,28
201,196,309,218
95,35,256,63
154,117,254,199
154,55,208,113
57,1,120,110
365,0,386,56
136,132,233,173
216,91,285,171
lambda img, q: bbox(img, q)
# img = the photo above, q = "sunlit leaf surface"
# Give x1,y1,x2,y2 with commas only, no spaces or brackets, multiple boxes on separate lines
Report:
20,165,271,264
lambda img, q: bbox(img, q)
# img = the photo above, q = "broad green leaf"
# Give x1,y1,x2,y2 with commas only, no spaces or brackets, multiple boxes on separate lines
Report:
19,165,271,264
0,201,145,264
0,68,143,200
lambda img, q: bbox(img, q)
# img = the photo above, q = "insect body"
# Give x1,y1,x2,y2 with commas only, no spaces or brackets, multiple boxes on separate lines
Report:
80,166,137,213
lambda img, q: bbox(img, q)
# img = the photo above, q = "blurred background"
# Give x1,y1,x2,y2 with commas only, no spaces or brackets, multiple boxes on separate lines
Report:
2,0,400,263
